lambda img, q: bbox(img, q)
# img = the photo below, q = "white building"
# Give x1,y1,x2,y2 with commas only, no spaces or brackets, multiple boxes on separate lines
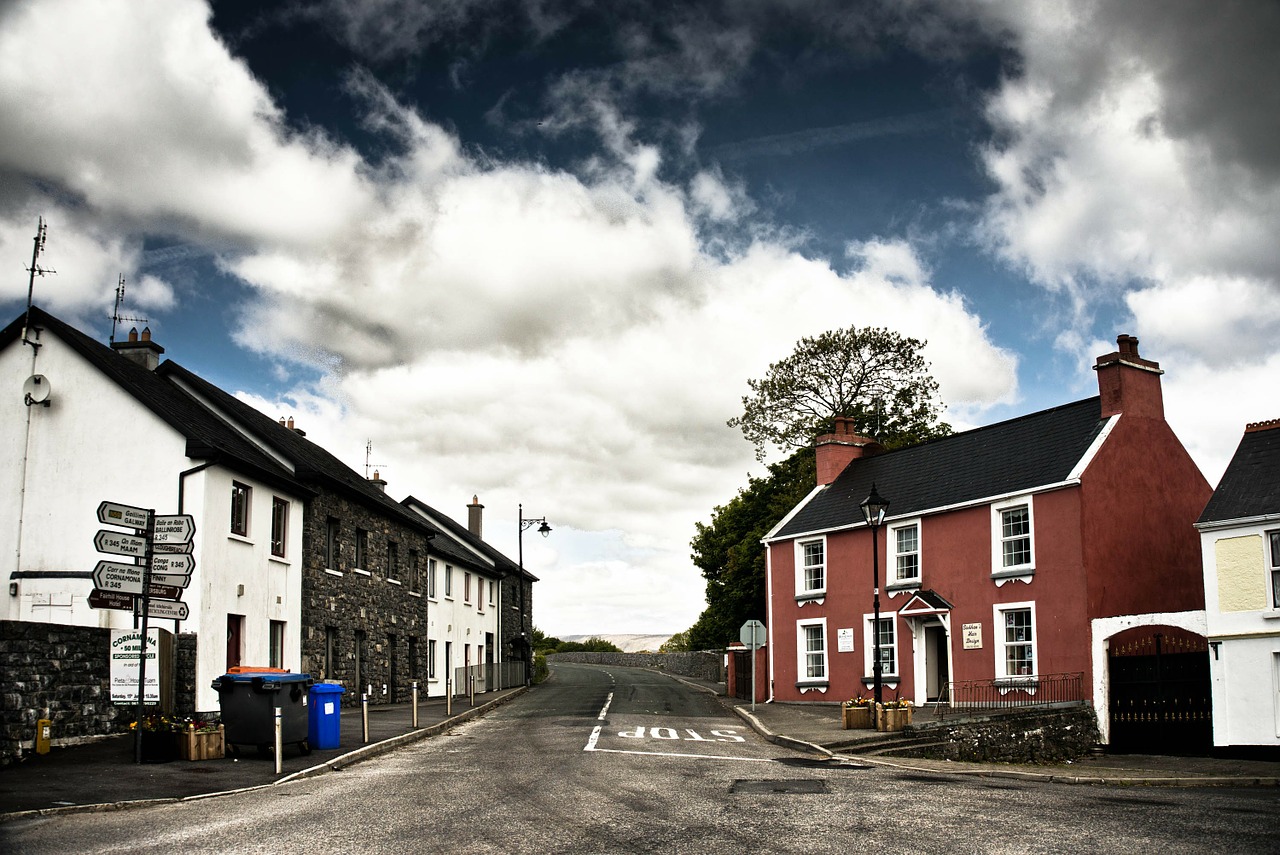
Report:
2,307,308,712
1195,418,1280,749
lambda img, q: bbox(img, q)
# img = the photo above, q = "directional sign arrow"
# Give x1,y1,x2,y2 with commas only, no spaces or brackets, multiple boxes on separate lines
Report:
92,561,183,599
88,588,136,612
97,501,150,530
151,553,194,575
149,572,191,589
152,541,194,555
144,599,188,621
94,530,148,558
153,514,195,544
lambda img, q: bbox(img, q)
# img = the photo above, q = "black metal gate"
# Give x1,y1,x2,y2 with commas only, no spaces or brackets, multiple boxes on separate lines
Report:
1108,626,1211,754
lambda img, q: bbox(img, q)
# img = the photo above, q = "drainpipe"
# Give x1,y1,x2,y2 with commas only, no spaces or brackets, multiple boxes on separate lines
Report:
177,460,218,513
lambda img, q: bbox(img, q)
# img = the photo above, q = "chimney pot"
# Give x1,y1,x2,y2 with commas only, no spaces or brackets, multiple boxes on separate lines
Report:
467,495,484,539
140,327,151,342
287,416,295,430
128,327,138,343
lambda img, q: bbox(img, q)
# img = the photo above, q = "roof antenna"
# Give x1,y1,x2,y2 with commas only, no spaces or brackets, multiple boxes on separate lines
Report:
109,274,147,344
21,217,56,349
365,440,387,479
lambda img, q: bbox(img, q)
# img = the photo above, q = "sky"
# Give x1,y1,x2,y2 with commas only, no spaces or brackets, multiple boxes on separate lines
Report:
2,0,1278,637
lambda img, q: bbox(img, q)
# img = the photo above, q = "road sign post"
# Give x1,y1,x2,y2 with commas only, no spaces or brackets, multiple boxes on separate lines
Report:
739,620,767,711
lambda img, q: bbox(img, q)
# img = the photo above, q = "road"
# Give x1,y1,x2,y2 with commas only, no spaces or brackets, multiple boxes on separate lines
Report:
2,662,1275,854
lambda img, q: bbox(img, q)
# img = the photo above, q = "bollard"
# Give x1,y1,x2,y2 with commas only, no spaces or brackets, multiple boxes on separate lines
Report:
362,693,369,744
446,674,452,717
412,681,419,729
274,707,283,775
469,669,475,706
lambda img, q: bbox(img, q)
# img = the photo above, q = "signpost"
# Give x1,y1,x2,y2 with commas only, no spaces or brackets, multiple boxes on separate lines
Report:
88,498,197,764
739,619,767,711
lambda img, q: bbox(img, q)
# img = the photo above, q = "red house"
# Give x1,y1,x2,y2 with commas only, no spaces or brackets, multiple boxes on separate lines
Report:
759,336,1212,745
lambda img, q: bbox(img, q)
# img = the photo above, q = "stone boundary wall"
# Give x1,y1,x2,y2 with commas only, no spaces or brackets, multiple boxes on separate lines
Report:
548,651,724,682
0,621,202,765
902,706,1101,764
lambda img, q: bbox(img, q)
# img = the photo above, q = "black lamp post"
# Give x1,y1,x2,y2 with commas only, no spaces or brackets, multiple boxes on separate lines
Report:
517,503,551,686
860,483,890,705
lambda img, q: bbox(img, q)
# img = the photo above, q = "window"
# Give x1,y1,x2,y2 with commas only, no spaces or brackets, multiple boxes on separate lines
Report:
428,639,437,679
796,619,828,684
464,572,472,603
355,528,368,571
269,620,285,669
1270,531,1280,609
408,549,420,593
995,603,1037,679
270,497,288,557
387,540,400,582
795,538,825,598
445,564,454,598
992,496,1035,576
324,627,337,679
865,616,897,678
325,517,340,570
488,579,496,607
230,482,250,537
890,520,920,584
428,558,438,598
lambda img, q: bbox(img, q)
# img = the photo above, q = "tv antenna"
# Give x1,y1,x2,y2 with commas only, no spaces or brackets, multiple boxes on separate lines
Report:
365,440,387,479
21,217,56,348
109,275,148,344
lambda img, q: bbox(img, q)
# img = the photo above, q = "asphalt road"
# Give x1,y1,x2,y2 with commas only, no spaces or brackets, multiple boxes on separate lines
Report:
2,662,1275,854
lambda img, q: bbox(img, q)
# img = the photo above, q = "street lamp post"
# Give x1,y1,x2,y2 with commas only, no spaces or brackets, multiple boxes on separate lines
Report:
860,483,890,706
517,503,551,686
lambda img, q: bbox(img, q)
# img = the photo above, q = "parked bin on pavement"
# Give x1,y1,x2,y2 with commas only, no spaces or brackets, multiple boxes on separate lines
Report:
211,669,314,758
308,683,346,750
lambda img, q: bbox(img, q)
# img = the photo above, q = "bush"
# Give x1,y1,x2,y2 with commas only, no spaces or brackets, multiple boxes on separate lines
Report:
533,651,549,683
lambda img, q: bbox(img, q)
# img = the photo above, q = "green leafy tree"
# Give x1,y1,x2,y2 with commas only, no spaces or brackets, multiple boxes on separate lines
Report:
728,325,951,461
686,448,816,649
557,637,622,653
658,630,692,653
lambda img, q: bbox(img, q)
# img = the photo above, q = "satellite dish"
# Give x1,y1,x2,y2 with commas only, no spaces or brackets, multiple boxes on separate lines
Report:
23,374,51,407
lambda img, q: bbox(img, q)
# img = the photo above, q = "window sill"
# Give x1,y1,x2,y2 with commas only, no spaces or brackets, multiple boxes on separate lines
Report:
227,534,253,546
386,578,402,586
1261,611,1280,621
324,568,343,578
861,677,900,686
409,591,422,599
354,568,371,577
795,592,826,605
268,556,290,568
887,581,920,594
991,567,1034,586
994,676,1039,695
796,681,829,693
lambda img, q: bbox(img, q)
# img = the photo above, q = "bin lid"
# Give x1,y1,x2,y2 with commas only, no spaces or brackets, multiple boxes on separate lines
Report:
227,666,289,674
310,683,346,695
216,671,313,684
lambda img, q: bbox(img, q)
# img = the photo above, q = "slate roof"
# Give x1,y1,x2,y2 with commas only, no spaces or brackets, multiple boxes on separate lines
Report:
401,496,530,582
771,396,1108,540
156,361,484,569
1197,422,1280,525
2,307,309,496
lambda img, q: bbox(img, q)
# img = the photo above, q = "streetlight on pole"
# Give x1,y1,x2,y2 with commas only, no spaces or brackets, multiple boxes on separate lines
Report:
860,483,890,706
517,503,551,686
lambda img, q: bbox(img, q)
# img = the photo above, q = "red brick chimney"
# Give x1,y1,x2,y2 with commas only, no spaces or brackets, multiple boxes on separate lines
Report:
467,495,484,539
1093,334,1164,419
815,416,883,485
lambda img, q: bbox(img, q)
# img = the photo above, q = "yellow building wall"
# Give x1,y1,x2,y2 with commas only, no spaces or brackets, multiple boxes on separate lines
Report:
1215,535,1267,612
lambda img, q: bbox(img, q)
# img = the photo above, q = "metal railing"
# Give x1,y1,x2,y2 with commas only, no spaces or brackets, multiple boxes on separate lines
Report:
451,662,526,698
935,671,1086,719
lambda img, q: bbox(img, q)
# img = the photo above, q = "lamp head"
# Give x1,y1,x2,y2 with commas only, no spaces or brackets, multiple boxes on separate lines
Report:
860,482,889,528
538,521,552,538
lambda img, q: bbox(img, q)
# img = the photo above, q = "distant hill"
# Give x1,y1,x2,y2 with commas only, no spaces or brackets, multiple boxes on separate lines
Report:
561,633,674,653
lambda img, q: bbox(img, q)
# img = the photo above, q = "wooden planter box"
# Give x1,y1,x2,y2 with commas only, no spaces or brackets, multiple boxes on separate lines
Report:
876,705,914,732
842,704,874,729
180,724,225,761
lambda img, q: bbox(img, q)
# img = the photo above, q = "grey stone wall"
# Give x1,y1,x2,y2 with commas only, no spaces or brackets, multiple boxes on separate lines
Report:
0,622,118,764
548,651,725,682
501,574,533,665
902,706,1101,764
299,490,436,705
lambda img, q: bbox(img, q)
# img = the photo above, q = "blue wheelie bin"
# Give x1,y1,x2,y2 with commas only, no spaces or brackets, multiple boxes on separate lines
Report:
308,683,345,750
211,669,314,758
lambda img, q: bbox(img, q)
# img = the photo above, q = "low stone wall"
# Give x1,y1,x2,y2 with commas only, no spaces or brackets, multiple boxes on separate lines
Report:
902,706,1101,764
549,651,724,682
0,621,119,764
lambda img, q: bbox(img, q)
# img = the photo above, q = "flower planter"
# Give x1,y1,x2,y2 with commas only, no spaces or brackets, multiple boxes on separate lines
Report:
138,730,179,763
842,704,874,729
876,705,914,732
180,724,225,761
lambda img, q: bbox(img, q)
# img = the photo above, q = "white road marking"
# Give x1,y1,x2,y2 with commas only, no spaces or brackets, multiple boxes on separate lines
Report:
598,692,613,720
585,746,775,762
583,694,769,761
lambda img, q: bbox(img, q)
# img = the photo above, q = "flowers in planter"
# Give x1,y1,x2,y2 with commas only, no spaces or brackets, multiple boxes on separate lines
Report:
129,712,178,732
177,717,221,733
882,697,913,709
844,695,873,708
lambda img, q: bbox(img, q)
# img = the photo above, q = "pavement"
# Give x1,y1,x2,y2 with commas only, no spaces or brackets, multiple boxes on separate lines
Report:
2,672,1277,822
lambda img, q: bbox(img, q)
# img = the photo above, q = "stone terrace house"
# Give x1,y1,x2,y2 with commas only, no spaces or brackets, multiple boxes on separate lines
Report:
1,307,311,714
155,362,505,706
760,335,1214,749
1195,418,1280,749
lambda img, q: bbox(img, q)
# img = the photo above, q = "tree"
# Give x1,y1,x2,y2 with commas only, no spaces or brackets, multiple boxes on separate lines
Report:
658,630,691,653
685,448,816,649
729,326,951,461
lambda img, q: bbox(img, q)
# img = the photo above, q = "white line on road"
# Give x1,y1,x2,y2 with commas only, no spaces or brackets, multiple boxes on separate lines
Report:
598,692,613,720
586,746,776,762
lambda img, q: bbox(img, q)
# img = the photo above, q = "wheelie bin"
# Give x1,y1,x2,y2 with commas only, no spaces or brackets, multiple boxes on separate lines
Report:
211,669,314,757
308,682,346,750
